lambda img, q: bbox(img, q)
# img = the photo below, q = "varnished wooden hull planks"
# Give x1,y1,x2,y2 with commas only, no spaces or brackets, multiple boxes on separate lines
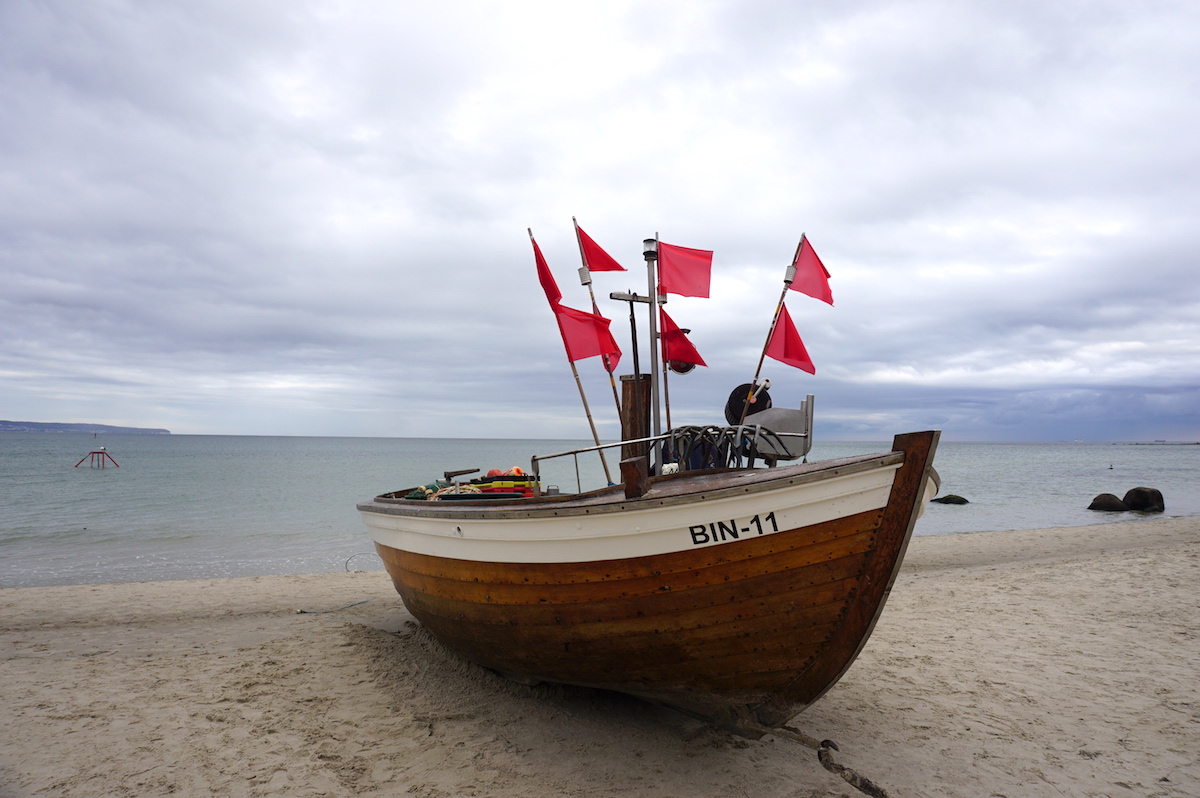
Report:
362,430,940,731
376,514,868,706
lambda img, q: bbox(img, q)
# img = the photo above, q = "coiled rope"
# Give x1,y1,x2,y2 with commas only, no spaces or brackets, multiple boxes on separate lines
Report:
664,424,796,471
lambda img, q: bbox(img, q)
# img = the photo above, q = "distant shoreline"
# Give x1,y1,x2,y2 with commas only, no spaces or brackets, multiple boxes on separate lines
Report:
0,420,170,435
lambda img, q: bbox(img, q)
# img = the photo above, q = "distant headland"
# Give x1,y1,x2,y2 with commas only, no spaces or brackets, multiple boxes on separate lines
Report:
0,420,171,435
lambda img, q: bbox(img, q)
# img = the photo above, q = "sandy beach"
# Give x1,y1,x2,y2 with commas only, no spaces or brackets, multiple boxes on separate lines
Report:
2,518,1197,798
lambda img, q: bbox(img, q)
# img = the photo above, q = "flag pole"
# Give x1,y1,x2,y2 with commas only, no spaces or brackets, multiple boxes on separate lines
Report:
529,228,613,485
644,235,664,457
659,307,673,431
568,358,613,485
573,217,623,419
738,234,806,425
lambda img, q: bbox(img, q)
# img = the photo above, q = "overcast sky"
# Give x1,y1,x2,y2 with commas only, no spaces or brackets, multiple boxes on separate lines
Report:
2,0,1198,441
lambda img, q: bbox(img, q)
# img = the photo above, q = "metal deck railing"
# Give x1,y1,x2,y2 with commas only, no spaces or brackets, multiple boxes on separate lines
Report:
530,425,811,495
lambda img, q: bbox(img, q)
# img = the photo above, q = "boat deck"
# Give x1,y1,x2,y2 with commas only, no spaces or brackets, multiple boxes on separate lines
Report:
360,450,904,520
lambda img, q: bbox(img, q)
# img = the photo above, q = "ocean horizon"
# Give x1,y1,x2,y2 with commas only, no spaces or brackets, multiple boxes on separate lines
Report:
3,432,1198,589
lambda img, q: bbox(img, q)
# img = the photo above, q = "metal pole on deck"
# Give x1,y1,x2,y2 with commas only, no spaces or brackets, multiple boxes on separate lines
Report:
662,357,673,431
610,291,648,378
644,237,662,438
643,236,664,471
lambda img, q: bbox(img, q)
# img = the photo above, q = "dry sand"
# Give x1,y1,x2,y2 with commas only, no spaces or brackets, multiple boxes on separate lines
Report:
2,518,1198,798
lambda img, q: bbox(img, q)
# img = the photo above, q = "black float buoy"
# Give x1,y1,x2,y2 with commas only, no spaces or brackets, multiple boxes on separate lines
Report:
724,382,773,425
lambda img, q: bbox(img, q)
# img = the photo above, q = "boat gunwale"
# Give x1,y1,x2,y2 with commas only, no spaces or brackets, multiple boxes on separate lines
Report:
358,450,904,521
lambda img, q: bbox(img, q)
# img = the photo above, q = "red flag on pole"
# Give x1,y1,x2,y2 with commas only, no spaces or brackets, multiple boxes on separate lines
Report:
765,303,815,374
554,305,622,368
658,241,712,298
531,234,562,307
659,308,706,367
788,236,833,305
575,224,626,272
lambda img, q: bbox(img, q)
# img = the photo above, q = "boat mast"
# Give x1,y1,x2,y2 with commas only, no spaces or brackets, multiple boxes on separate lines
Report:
643,236,663,443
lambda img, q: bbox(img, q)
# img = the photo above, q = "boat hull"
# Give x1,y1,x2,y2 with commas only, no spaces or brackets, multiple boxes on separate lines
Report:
360,430,939,733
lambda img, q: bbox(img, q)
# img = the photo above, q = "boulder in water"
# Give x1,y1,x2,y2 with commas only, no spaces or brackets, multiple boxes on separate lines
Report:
1087,493,1129,512
1121,486,1164,513
931,494,969,505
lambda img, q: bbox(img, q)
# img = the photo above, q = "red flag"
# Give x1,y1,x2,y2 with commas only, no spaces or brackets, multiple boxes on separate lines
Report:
554,304,622,369
765,303,815,374
531,235,561,306
788,236,833,305
659,309,706,367
657,241,712,298
575,224,626,272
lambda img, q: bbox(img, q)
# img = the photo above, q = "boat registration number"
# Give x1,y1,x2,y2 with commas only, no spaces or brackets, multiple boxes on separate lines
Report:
688,512,779,545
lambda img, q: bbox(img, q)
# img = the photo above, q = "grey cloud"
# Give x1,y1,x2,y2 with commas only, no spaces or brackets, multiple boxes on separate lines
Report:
1,0,1197,440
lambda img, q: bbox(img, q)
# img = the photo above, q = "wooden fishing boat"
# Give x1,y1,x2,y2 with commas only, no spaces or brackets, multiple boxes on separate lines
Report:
358,427,940,737
361,228,940,797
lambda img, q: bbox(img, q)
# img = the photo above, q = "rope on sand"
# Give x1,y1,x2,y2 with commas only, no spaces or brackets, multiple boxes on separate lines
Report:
815,739,892,798
345,552,382,571
294,600,369,614
743,722,893,798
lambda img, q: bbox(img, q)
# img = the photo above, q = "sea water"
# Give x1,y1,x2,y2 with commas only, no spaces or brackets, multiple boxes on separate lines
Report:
1,433,1197,588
